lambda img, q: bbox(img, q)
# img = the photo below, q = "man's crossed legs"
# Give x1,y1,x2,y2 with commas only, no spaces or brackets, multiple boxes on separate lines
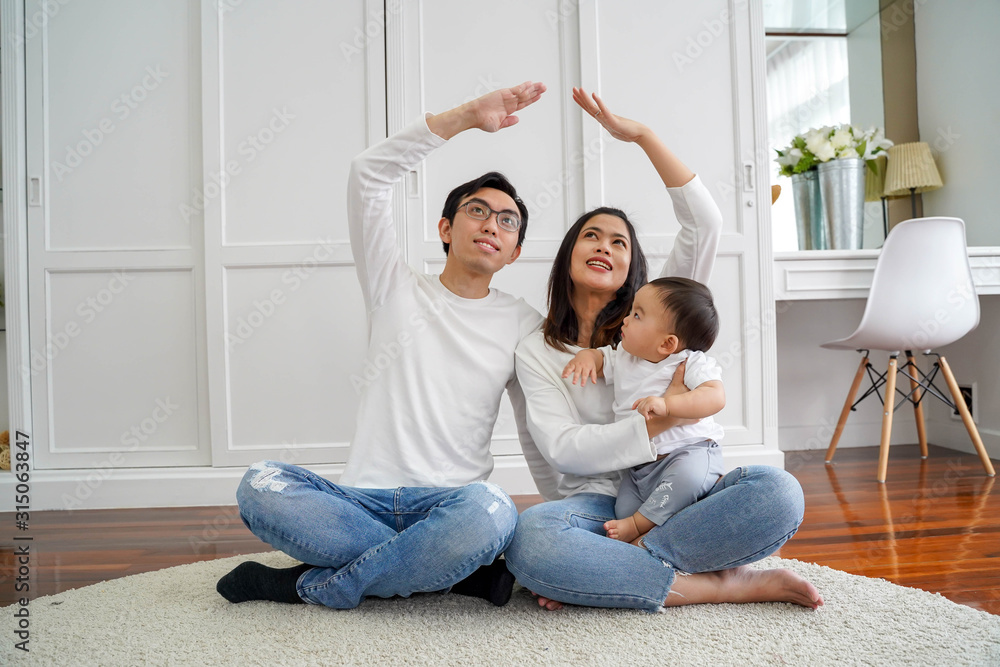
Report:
217,461,518,608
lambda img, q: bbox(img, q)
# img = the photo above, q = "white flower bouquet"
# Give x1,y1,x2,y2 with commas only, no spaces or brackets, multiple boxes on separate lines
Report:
775,124,892,177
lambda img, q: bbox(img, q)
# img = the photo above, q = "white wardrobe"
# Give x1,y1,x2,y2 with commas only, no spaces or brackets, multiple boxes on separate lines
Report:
4,0,779,510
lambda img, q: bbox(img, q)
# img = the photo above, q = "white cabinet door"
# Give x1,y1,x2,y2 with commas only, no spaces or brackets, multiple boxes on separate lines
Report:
592,0,774,451
392,0,585,457
395,1,777,459
23,0,776,477
26,0,210,469
200,0,384,467
26,0,385,469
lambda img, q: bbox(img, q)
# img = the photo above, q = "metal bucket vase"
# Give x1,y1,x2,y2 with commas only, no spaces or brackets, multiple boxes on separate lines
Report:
819,158,866,250
791,171,825,250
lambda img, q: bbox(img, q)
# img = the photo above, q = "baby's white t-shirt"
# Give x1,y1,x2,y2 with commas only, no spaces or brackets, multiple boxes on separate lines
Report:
602,347,725,455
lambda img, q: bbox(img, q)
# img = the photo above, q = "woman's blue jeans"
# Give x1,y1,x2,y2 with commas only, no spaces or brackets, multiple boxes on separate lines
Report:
504,465,804,612
235,460,518,609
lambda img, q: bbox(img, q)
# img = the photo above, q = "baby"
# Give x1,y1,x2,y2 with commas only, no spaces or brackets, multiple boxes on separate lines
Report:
563,277,726,544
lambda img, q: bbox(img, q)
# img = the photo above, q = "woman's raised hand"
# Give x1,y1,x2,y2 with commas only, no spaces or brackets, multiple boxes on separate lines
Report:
572,87,647,143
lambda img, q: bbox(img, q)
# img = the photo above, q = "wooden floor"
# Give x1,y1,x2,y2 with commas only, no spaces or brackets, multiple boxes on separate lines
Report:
779,444,1000,614
1,444,998,613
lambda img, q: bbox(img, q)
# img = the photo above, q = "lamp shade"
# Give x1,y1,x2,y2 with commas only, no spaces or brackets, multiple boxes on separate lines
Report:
865,155,886,202
883,142,943,197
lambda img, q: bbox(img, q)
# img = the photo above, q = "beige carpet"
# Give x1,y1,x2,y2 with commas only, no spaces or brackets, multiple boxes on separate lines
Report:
3,551,998,666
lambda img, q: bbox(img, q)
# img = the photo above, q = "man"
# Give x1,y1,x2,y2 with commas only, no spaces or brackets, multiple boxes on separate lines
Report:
216,81,550,609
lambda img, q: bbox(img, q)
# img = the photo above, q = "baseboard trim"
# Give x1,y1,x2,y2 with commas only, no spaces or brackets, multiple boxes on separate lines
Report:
0,462,318,512
0,448,787,511
778,420,919,452
926,421,1000,461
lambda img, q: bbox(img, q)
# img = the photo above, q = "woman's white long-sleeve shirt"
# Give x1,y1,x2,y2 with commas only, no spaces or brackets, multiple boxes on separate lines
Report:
515,175,723,500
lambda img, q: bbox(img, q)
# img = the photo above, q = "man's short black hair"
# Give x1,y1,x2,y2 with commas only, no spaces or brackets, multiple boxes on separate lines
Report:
440,172,529,255
648,277,720,352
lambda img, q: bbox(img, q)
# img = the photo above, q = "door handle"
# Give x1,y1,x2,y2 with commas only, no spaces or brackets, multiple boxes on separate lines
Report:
29,176,42,206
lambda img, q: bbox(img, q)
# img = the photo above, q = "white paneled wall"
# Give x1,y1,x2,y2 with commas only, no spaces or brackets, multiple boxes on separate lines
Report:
45,270,203,464
201,0,380,467
776,299,919,453
26,0,209,469
416,0,577,253
916,1,1000,460
223,266,365,455
400,0,775,457
7,0,781,509
0,205,7,436
219,2,369,247
44,2,198,252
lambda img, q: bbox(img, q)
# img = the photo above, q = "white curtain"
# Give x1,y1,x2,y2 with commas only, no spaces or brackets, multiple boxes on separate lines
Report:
766,37,850,251
763,0,847,32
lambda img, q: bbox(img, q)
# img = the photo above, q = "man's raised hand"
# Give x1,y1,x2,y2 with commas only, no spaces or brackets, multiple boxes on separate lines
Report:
472,81,548,132
427,80,547,140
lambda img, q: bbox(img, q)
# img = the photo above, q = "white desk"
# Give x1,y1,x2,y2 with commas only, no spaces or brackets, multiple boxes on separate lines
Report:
774,247,1000,301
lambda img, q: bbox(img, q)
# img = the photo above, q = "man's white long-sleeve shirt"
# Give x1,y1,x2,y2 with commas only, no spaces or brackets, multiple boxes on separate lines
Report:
340,117,544,489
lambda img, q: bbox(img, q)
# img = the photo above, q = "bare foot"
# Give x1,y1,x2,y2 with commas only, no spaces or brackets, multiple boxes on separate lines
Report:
530,591,564,611
664,565,823,609
604,517,640,543
629,533,648,547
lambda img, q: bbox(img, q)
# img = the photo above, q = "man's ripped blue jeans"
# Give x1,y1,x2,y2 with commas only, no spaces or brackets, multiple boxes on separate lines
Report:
236,460,517,609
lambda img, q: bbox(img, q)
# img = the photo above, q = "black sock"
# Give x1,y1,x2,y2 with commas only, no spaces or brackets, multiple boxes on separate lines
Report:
216,561,311,604
450,559,515,607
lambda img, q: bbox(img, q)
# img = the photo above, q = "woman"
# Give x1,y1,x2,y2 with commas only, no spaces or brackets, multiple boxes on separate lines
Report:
506,88,822,612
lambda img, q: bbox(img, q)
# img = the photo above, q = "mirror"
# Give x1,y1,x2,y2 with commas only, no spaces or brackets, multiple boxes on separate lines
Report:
764,0,884,252
766,0,1000,252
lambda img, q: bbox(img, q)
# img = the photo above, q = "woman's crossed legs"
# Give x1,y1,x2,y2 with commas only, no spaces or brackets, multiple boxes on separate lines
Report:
505,465,822,611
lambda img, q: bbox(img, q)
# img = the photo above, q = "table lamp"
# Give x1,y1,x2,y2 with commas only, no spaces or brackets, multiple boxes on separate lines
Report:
865,155,888,240
883,142,943,219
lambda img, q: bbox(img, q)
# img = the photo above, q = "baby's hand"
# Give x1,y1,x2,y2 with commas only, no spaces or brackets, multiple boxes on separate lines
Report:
633,396,667,420
562,354,598,386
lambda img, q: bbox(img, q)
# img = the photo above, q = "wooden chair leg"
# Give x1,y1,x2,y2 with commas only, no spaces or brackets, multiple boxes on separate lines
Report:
905,352,928,459
938,356,996,477
826,354,870,464
877,355,898,483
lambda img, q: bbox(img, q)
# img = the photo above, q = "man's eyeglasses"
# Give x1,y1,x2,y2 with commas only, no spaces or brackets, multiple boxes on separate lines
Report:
457,199,522,233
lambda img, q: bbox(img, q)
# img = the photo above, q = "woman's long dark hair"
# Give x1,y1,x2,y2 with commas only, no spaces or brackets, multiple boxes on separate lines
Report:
543,207,648,351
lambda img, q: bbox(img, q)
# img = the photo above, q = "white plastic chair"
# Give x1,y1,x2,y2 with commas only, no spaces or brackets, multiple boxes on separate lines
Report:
821,217,996,482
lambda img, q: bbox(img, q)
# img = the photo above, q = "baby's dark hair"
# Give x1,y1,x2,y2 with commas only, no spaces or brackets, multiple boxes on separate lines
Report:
648,277,719,352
